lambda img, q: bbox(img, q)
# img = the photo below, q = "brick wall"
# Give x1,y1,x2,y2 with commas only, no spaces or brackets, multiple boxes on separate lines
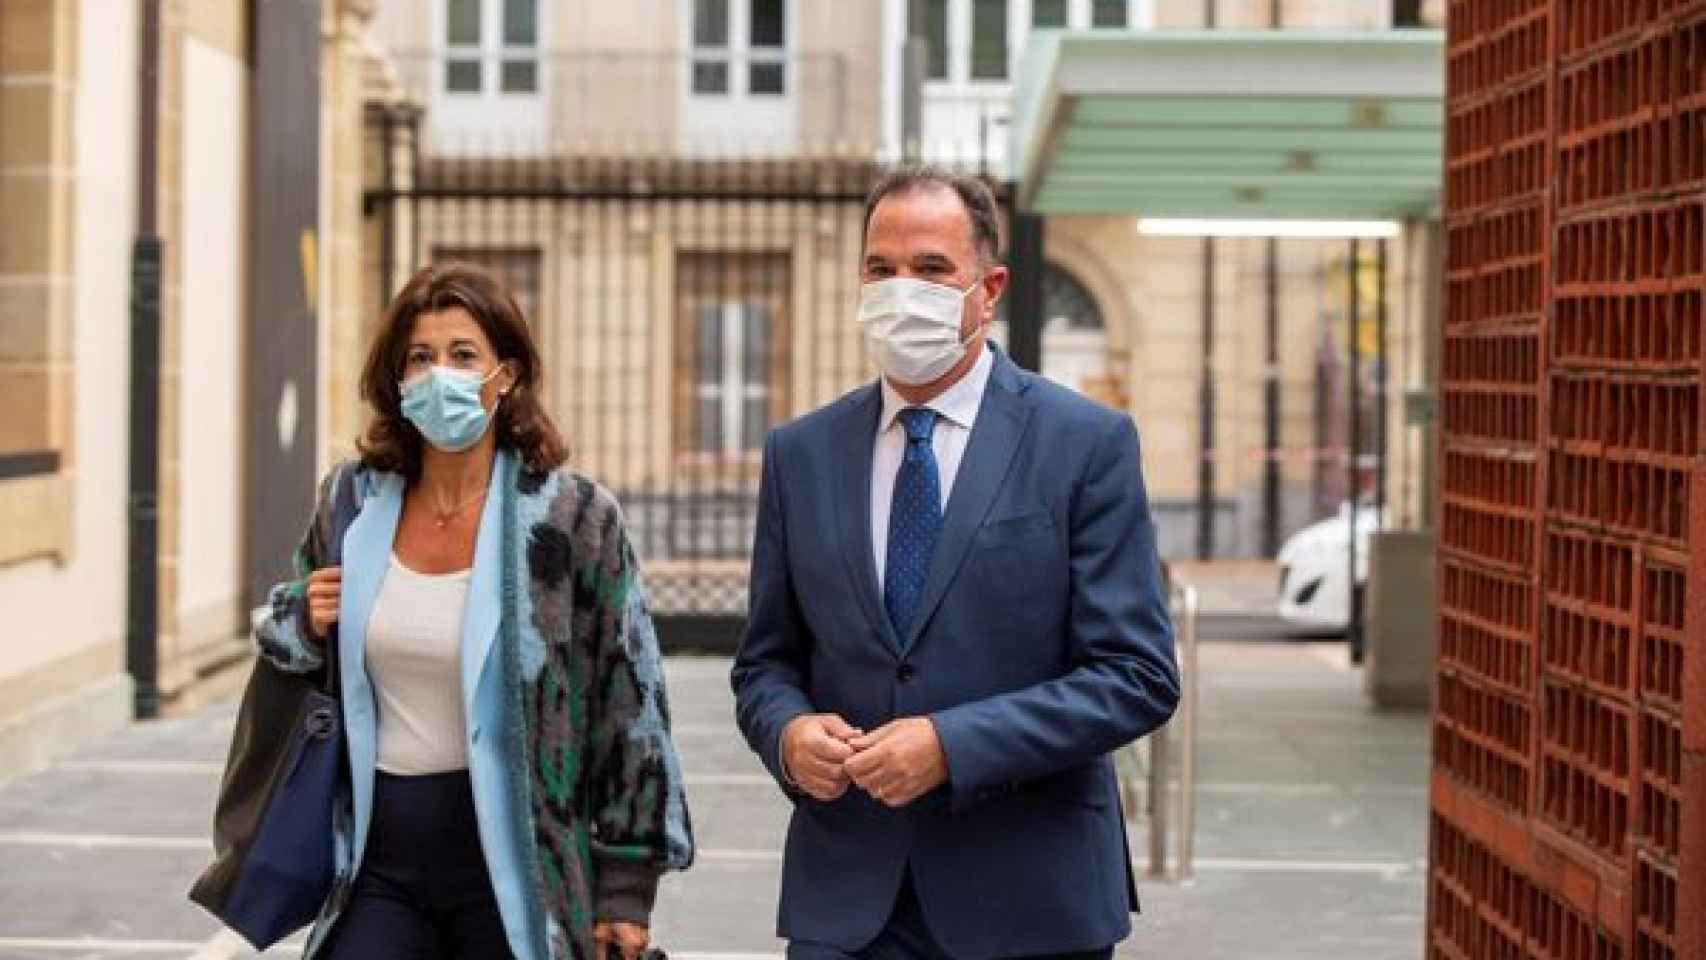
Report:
1432,3,1706,958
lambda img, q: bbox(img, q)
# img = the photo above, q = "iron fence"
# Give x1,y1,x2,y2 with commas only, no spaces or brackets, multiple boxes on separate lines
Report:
364,94,1011,626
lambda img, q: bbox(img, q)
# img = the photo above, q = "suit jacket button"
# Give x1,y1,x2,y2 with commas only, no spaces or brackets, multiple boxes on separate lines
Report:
897,664,916,683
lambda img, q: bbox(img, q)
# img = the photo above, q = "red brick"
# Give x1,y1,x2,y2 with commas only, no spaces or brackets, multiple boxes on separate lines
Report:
1686,467,1706,754
1541,681,1637,861
1558,2,1665,61
1552,287,1705,372
1449,90,1550,217
1533,829,1607,921
1442,558,1536,692
1677,751,1706,960
1448,2,1551,104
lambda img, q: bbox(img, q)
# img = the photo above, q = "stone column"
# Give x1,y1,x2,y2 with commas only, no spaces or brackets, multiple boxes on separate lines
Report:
320,0,381,466
0,0,78,564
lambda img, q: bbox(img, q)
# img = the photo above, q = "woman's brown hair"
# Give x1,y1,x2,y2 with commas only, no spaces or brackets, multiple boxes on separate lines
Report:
358,261,568,481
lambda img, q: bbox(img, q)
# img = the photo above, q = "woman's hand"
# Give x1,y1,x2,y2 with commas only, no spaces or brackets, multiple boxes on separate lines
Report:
593,920,650,960
305,566,342,640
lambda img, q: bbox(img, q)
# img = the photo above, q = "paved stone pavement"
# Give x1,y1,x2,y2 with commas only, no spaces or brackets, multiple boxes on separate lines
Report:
0,636,1429,960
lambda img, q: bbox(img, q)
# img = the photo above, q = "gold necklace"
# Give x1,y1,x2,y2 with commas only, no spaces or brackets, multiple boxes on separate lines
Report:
430,485,488,529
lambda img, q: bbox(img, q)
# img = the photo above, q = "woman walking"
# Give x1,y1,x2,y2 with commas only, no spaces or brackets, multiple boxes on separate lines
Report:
253,262,693,960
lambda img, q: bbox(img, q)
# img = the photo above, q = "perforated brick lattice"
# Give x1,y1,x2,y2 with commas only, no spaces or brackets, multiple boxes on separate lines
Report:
1435,2,1706,958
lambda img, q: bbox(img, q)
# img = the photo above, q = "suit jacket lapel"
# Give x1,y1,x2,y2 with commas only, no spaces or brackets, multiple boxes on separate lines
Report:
834,384,903,656
904,351,1032,649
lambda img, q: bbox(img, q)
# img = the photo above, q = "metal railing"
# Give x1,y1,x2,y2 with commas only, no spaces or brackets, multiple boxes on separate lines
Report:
1121,581,1200,883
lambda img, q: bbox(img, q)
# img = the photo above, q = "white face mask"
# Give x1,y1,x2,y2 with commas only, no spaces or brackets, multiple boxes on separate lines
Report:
857,276,979,386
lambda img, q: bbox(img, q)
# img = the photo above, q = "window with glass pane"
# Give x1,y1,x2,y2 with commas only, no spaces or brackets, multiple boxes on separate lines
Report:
676,253,788,458
909,0,948,81
740,306,772,451
749,0,786,95
750,63,786,94
750,0,783,47
695,306,726,453
431,247,542,327
971,0,1008,80
446,0,482,93
693,62,730,94
1032,0,1067,26
695,0,730,45
1091,0,1128,28
502,0,535,44
500,60,536,92
689,304,773,455
693,0,731,95
500,0,538,92
446,60,482,92
448,0,481,44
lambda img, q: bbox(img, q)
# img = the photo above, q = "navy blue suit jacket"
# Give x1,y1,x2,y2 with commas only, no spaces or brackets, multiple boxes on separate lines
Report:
731,347,1180,959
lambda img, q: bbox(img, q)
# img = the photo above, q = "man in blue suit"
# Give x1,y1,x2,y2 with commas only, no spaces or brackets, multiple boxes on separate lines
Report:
732,164,1180,960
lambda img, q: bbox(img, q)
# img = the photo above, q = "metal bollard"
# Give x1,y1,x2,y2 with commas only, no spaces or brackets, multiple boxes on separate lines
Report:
1144,716,1169,878
1137,582,1199,883
1176,583,1199,883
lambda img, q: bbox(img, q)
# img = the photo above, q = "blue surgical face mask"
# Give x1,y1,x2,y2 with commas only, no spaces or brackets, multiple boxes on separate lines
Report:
399,365,505,453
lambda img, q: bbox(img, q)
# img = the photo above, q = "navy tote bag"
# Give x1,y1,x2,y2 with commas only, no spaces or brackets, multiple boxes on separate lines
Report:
190,468,362,948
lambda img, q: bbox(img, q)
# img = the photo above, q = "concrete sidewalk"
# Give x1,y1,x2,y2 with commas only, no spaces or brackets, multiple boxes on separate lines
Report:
0,638,1429,960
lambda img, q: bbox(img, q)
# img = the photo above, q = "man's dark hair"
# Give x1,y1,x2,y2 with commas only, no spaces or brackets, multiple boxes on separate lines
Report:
861,164,1003,264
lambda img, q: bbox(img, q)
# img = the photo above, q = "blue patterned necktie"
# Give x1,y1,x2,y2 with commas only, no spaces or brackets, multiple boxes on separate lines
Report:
884,407,943,642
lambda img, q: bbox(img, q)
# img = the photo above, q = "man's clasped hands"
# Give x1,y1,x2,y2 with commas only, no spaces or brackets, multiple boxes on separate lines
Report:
780,713,949,808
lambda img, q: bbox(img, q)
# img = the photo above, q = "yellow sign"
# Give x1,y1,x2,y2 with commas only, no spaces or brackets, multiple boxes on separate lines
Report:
299,228,318,314
1323,252,1385,356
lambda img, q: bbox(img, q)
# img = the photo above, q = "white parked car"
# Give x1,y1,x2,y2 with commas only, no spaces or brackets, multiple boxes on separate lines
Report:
1275,503,1382,632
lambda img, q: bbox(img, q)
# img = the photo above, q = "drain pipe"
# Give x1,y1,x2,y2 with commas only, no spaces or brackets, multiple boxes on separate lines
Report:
126,0,164,720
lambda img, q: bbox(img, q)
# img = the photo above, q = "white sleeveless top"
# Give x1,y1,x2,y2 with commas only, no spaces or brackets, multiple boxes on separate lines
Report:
365,554,472,775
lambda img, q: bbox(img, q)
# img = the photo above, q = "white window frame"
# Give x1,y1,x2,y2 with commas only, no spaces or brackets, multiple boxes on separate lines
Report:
680,0,798,150
904,0,1154,90
693,303,771,458
881,0,1152,164
438,0,542,100
430,0,546,152
687,0,793,100
966,0,1012,83
1066,0,1149,31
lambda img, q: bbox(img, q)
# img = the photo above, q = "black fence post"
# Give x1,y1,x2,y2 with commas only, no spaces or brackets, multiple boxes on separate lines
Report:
1197,237,1217,561
1347,238,1364,663
1007,204,1045,372
379,106,397,314
1376,238,1389,523
1262,238,1281,557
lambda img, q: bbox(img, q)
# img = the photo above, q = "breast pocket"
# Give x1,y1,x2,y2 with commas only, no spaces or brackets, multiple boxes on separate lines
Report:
969,510,1066,634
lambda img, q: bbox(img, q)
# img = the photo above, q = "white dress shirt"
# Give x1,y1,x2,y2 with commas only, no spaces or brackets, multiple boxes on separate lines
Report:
872,345,995,588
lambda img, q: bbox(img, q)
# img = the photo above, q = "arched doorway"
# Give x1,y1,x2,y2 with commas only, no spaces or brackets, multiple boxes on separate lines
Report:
992,262,1113,401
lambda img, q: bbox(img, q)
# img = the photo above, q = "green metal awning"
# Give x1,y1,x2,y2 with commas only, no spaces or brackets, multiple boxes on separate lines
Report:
1009,29,1445,219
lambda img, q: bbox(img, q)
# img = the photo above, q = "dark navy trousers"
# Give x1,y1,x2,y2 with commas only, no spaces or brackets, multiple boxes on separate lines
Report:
786,871,1117,960
323,770,513,960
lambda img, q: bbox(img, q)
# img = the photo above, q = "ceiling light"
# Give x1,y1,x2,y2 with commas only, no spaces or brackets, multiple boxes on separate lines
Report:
1136,219,1403,239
